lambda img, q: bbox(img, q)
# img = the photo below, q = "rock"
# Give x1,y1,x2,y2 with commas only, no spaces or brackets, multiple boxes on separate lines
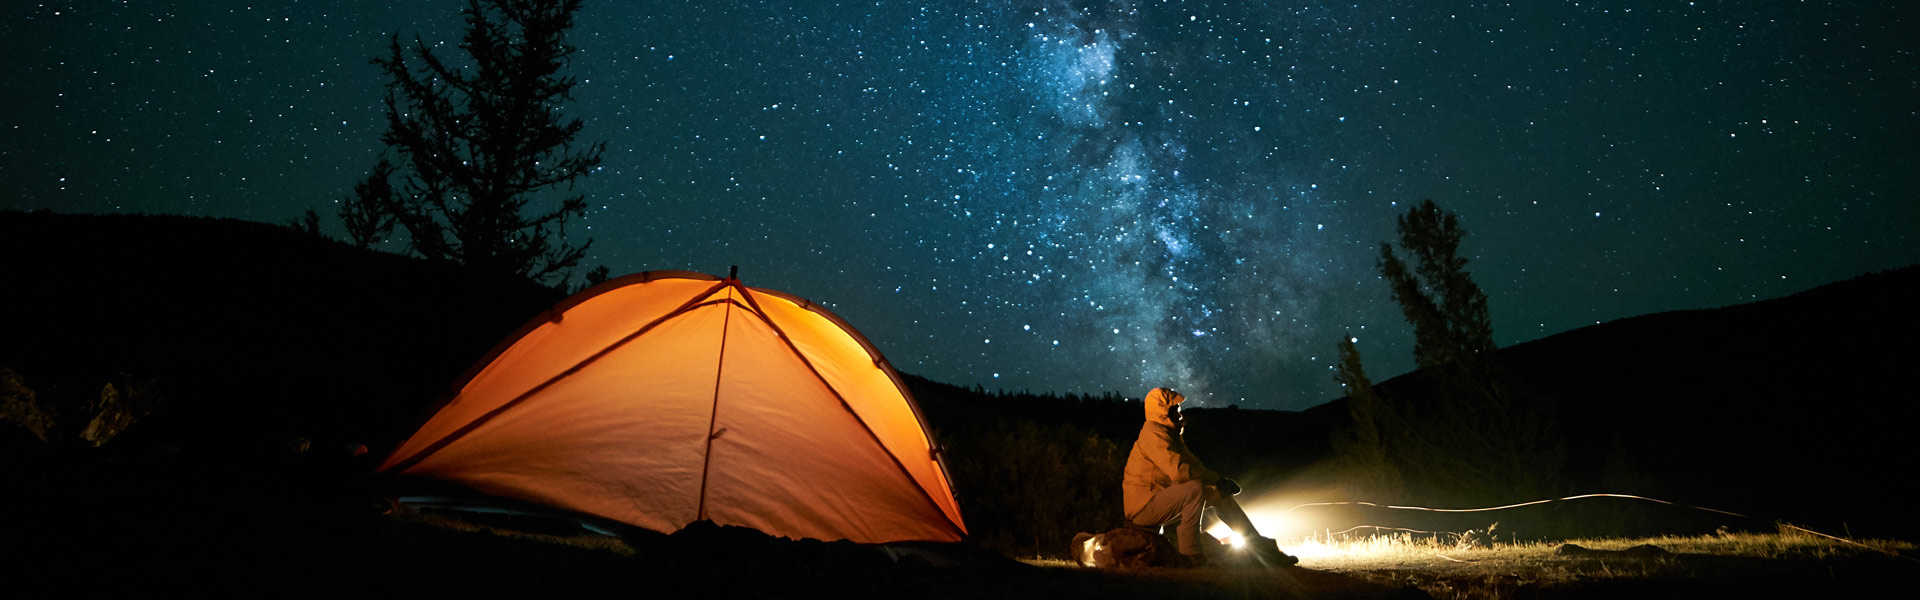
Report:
1072,526,1180,570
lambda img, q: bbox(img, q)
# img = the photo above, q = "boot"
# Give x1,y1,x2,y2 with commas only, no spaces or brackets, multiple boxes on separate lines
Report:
1177,552,1210,568
1245,535,1299,567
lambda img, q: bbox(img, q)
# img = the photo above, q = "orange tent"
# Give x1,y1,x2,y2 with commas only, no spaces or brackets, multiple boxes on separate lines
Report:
377,270,966,543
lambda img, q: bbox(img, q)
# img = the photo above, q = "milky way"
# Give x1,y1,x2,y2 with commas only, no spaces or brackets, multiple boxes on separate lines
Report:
5,1,1916,408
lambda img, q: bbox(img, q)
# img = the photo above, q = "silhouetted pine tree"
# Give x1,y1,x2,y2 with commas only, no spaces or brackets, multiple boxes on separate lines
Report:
287,209,324,237
340,158,399,248
1330,332,1403,501
582,264,611,286
353,0,602,283
1377,199,1559,503
1379,200,1496,373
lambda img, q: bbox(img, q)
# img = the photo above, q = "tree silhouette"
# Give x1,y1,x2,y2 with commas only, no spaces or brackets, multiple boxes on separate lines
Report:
350,0,603,282
340,158,399,248
287,209,323,237
1379,200,1496,373
1376,200,1559,503
1330,332,1403,501
580,264,611,289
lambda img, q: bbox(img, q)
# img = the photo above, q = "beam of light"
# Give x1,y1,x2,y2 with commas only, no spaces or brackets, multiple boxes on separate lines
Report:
1241,508,1295,539
1278,538,1339,560
1227,491,1916,565
1205,520,1245,549
1223,491,1437,563
1273,492,1907,559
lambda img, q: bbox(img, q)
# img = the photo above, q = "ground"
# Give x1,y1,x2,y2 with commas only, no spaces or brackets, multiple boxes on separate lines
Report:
1270,533,1916,599
10,450,1913,599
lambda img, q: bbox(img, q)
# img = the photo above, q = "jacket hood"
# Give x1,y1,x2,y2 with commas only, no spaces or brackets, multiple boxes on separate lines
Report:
1144,387,1186,427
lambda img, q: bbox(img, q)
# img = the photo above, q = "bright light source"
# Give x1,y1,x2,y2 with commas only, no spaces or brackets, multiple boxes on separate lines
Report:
1078,535,1100,567
1205,521,1247,549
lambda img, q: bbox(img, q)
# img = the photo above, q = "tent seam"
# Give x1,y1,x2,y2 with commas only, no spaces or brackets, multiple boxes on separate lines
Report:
380,280,732,475
732,288,967,537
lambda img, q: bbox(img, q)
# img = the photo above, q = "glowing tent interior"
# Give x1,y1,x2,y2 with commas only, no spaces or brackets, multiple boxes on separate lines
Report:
376,270,967,544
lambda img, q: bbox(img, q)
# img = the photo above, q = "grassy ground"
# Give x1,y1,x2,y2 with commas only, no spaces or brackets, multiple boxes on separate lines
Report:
1256,530,1919,598
396,504,1919,599
8,446,1915,599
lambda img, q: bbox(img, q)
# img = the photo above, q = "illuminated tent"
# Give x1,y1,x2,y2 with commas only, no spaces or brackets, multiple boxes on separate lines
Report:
377,270,966,544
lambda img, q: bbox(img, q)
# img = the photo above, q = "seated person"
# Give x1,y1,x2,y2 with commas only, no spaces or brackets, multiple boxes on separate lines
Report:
1122,387,1297,567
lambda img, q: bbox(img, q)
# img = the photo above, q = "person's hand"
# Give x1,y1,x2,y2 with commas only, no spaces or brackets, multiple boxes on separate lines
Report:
1215,478,1241,496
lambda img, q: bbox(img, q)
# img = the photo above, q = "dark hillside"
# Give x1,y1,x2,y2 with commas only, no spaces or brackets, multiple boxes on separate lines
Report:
1366,266,1920,538
1180,402,1346,483
907,375,1344,481
5,210,1912,554
905,375,1345,556
1,210,561,462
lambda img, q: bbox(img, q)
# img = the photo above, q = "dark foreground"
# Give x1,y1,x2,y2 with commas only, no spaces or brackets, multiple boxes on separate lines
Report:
10,448,1915,600
5,447,1413,599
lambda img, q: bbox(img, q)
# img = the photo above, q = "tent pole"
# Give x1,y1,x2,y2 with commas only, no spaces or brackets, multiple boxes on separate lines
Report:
695,283,738,522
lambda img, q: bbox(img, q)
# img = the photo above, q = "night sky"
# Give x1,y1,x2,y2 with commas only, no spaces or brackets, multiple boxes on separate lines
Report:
5,1,1916,409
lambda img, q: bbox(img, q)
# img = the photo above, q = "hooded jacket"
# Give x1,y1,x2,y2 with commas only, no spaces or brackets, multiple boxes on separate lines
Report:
1122,388,1221,519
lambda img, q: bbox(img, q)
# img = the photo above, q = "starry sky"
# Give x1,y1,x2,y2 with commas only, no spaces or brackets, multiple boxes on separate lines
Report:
5,1,1916,410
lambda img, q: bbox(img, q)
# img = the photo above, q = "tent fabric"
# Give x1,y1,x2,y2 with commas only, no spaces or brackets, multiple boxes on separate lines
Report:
377,270,966,544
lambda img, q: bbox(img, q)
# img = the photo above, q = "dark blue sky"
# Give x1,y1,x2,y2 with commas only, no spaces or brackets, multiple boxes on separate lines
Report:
6,1,1915,409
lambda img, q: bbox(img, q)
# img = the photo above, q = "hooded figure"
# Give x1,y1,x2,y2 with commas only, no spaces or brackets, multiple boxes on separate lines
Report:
1122,387,1296,567
1123,388,1221,519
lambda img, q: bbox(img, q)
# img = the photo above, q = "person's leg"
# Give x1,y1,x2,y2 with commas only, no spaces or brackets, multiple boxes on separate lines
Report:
1128,479,1208,556
1211,494,1260,538
1208,494,1299,566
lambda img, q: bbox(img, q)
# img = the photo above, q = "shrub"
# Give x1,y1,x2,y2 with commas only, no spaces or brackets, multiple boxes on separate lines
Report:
0,367,160,447
940,420,1124,558
1,368,57,442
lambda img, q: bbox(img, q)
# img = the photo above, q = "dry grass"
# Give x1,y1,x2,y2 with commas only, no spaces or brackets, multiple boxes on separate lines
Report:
1284,527,1916,599
390,506,1917,599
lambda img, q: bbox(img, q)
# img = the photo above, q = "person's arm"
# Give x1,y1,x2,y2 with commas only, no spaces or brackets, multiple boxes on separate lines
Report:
1144,427,1220,485
1214,478,1240,496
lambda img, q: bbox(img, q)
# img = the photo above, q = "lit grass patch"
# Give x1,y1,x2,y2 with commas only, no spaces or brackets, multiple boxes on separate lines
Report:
1289,528,1914,599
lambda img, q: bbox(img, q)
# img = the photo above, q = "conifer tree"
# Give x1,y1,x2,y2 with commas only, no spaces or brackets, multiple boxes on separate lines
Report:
1378,199,1496,373
340,159,398,248
1376,199,1559,502
1331,332,1403,501
349,0,602,282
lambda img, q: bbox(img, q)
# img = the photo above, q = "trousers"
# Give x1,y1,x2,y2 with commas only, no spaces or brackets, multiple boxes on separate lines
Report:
1126,479,1260,555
